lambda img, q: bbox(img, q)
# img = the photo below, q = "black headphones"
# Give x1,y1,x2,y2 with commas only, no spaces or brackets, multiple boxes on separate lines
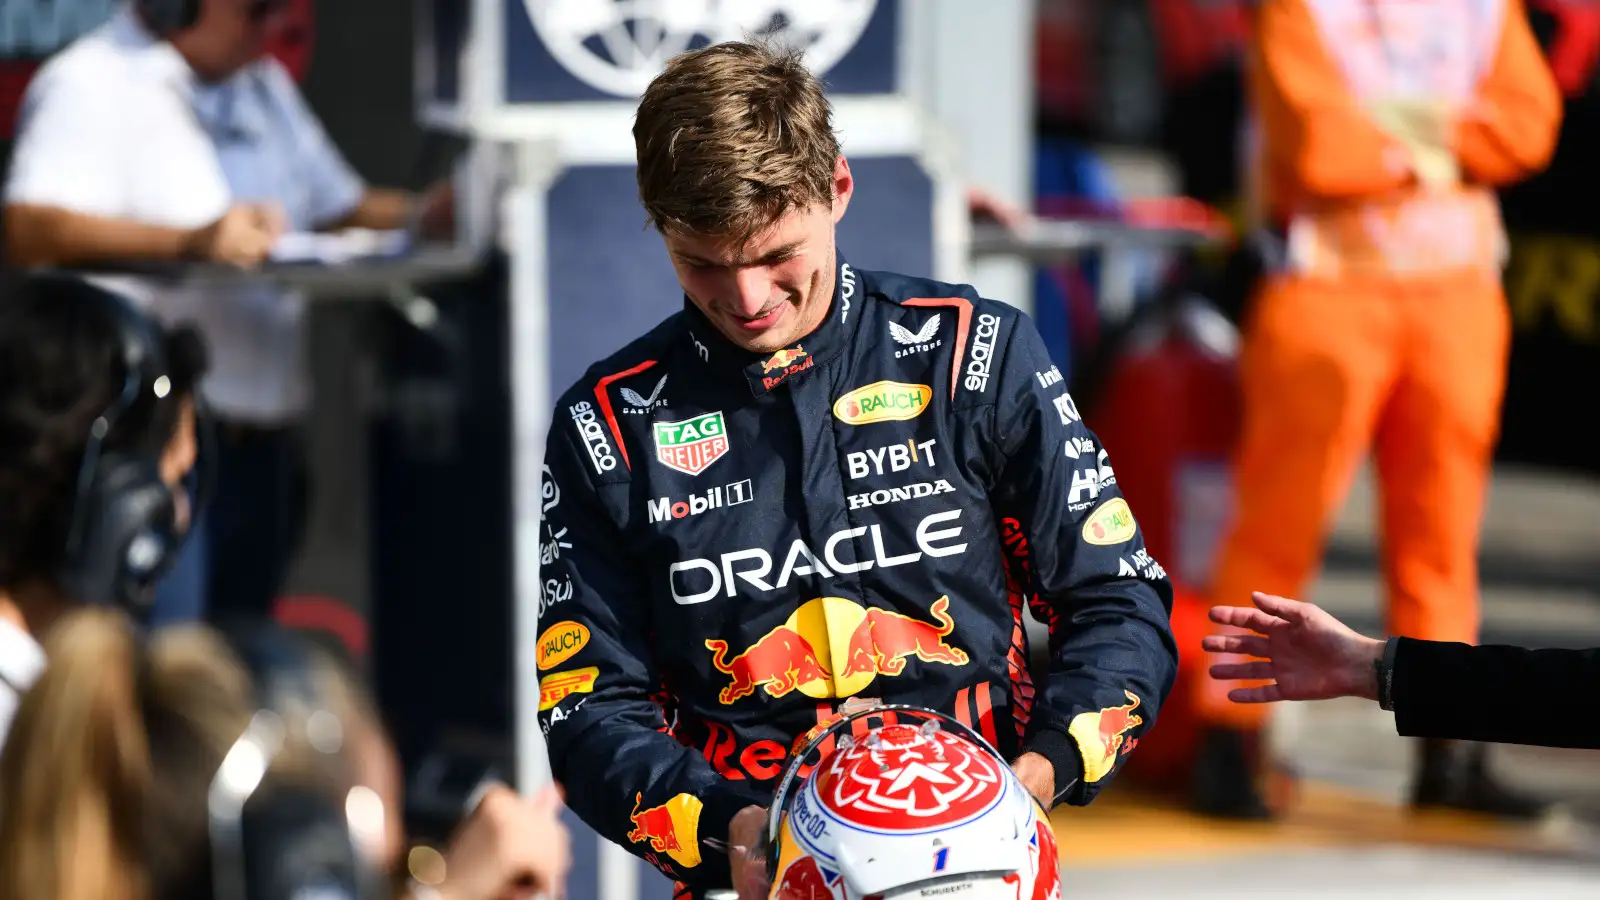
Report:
209,624,385,900
138,0,203,34
55,277,209,621
138,0,289,35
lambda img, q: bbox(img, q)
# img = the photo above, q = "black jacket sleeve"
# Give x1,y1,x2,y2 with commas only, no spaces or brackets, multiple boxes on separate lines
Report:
1392,637,1600,749
986,308,1179,806
538,409,763,883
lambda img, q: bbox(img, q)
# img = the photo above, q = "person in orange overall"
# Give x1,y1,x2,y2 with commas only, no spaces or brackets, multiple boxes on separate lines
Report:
1192,0,1562,819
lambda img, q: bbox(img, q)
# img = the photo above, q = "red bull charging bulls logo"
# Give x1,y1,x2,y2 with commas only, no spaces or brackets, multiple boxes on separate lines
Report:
1067,690,1143,783
840,596,968,676
627,792,703,869
760,345,813,389
762,345,808,373
704,628,831,704
704,596,969,705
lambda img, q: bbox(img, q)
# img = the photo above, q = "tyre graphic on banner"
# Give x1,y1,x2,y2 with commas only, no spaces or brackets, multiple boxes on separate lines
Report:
522,0,878,96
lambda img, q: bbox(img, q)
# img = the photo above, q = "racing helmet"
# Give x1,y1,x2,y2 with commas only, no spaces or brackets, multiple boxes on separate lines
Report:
766,704,1061,900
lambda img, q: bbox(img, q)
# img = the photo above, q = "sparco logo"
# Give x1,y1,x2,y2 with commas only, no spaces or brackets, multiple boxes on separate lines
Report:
648,479,754,523
570,401,616,473
847,478,955,510
964,313,1000,393
668,510,969,604
521,0,879,97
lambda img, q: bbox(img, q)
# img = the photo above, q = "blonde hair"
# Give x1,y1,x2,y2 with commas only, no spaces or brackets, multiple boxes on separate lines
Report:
633,40,842,242
0,610,377,900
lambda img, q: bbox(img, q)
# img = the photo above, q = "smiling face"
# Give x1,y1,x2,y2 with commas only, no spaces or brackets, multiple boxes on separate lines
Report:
665,158,854,354
633,42,848,353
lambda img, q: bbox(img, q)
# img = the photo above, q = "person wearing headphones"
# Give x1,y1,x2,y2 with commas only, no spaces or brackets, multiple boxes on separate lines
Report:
2,0,454,628
0,272,206,744
0,607,572,900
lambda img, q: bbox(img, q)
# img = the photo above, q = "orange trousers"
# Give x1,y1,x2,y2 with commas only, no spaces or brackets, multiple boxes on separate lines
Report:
1200,267,1510,729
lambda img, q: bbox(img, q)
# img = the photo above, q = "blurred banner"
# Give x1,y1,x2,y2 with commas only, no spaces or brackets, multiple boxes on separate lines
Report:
0,0,314,137
1496,0,1600,477
0,0,117,137
501,0,896,103
1032,0,1600,477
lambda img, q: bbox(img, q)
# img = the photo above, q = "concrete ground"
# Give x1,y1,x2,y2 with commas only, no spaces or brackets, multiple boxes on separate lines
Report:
1054,462,1600,896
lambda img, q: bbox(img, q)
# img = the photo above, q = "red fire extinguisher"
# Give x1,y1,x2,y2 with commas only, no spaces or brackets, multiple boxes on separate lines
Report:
1082,282,1244,789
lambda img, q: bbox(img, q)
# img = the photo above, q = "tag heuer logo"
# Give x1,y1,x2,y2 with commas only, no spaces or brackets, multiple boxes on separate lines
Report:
654,411,730,476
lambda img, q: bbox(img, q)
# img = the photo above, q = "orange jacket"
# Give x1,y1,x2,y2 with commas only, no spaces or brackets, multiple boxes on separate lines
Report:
1250,0,1562,217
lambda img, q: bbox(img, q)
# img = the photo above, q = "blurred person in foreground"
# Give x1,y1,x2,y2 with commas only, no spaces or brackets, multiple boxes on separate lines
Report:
0,273,205,743
539,41,1177,899
2,0,455,628
1194,0,1562,819
0,608,571,900
1204,592,1600,750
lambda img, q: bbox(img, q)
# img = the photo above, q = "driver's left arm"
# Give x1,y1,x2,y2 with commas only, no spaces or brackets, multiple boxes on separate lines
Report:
985,308,1179,807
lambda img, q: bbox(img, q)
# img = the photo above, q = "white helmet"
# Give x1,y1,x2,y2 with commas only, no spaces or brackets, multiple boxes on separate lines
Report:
766,705,1061,900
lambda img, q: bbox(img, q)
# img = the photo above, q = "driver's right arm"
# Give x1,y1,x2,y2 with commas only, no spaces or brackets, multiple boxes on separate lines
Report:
539,404,762,882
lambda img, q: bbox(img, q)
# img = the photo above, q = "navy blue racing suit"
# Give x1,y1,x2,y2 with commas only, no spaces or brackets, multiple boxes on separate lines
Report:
536,257,1178,888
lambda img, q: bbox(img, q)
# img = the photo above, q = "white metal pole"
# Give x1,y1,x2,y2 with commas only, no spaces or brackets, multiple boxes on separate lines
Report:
507,139,561,794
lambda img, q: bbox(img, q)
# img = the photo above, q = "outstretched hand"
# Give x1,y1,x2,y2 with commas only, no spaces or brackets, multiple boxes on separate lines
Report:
1202,592,1386,704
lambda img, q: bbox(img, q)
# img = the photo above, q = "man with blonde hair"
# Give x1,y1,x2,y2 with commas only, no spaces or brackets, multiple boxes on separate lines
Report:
536,41,1177,896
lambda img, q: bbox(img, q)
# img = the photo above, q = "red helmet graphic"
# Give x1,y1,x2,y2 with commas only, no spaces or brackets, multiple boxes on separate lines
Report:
767,705,1062,900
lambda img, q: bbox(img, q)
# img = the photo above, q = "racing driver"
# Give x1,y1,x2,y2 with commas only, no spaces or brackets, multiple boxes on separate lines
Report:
536,41,1179,897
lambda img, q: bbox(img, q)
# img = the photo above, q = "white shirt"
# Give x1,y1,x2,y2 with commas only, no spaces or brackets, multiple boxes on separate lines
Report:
0,617,45,754
4,4,365,424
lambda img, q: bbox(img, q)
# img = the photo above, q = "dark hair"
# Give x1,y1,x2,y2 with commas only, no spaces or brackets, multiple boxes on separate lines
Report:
0,274,206,591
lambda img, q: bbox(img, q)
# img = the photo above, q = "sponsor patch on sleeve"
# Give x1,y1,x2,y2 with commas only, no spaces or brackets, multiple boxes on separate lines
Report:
536,620,591,670
538,666,598,711
627,792,704,869
1067,690,1143,783
1081,497,1137,545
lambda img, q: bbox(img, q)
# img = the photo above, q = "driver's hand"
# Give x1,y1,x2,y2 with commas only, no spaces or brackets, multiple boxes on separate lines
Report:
1011,752,1056,810
728,805,770,900
434,783,571,900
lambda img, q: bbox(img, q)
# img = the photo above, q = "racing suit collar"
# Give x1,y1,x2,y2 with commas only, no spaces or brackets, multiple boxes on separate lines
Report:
682,256,861,397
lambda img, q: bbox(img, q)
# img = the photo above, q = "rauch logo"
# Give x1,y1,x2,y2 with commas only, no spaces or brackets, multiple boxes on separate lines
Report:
832,381,932,425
